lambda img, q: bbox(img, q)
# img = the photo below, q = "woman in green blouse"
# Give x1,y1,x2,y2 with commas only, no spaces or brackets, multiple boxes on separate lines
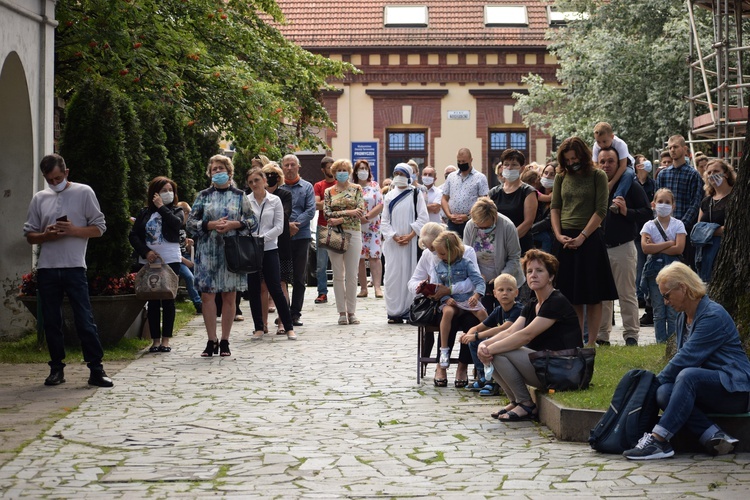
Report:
324,159,366,325
550,137,618,346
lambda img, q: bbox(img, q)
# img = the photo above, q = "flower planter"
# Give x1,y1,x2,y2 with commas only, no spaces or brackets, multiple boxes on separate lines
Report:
17,294,146,346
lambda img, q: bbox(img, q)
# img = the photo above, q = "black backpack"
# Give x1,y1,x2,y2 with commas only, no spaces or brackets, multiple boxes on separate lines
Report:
589,369,660,454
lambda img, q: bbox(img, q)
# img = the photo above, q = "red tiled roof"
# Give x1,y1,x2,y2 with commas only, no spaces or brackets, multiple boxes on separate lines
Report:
272,1,553,49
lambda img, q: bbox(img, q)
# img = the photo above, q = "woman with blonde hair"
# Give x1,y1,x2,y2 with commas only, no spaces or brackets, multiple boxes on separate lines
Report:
623,262,750,459
187,154,257,357
324,159,366,325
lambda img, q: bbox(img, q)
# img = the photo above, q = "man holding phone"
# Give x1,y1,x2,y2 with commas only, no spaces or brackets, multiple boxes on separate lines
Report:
23,154,113,387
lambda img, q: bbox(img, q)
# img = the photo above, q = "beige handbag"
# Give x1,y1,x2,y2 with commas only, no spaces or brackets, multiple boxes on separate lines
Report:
134,259,178,300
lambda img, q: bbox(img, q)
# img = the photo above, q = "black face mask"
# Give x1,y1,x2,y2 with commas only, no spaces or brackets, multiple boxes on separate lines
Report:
457,162,470,172
266,174,278,187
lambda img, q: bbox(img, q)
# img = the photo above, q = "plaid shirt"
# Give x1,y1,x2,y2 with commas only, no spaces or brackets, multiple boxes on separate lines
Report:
655,160,704,228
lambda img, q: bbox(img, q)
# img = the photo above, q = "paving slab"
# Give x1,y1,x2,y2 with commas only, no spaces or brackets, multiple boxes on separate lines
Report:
0,290,748,498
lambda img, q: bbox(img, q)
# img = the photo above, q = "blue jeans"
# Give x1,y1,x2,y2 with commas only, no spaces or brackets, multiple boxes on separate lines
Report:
612,165,635,199
533,230,553,253
179,263,201,305
468,339,485,383
645,275,676,343
446,220,466,239
316,241,329,295
36,267,104,372
654,368,749,443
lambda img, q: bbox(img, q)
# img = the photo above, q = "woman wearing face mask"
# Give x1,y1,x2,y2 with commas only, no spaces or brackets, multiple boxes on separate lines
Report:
262,162,293,335
129,177,185,353
693,159,735,283
640,188,686,343
550,137,618,347
187,155,257,357
354,160,384,298
488,149,538,255
381,163,429,323
323,159,366,325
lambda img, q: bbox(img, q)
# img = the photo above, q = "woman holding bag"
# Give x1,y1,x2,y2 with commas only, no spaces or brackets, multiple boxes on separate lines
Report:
187,155,257,357
324,159,366,325
245,167,296,341
129,177,184,353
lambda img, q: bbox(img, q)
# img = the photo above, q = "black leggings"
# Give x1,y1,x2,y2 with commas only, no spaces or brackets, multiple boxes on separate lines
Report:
146,262,181,339
248,249,294,331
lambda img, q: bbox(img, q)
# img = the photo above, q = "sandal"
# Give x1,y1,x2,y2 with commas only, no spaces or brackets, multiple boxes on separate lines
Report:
491,401,518,419
158,345,171,352
251,330,264,341
454,379,469,388
201,340,218,357
219,339,231,357
387,317,403,324
375,290,384,298
263,324,268,334
498,402,538,422
433,378,448,387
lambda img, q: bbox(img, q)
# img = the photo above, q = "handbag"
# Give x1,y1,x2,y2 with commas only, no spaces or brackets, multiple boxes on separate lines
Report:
223,196,264,273
528,347,596,391
319,224,351,254
408,296,441,327
134,259,179,300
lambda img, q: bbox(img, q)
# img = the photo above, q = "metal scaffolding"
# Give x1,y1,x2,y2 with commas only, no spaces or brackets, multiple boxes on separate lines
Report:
687,0,750,164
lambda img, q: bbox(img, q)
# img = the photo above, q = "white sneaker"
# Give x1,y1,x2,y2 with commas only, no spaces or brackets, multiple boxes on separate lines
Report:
439,350,450,368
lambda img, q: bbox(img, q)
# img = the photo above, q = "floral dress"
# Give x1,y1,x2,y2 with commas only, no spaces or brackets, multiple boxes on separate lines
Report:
186,186,257,293
360,181,383,259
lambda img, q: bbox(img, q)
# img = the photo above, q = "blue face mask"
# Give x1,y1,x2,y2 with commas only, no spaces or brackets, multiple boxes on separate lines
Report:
335,171,350,183
479,223,496,234
212,172,230,185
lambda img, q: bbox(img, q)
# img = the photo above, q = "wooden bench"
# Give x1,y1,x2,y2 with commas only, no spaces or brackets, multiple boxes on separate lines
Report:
415,314,481,384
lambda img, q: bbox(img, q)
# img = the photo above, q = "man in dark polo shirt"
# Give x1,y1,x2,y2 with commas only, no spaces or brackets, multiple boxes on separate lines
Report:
596,147,652,346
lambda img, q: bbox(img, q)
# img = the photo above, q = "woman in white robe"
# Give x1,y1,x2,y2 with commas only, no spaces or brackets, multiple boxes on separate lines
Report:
382,163,429,323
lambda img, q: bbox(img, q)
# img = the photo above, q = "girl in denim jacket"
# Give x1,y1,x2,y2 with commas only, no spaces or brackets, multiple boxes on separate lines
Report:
433,232,488,378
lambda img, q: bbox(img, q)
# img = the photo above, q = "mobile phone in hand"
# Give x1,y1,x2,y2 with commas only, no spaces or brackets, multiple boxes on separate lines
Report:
56,215,68,222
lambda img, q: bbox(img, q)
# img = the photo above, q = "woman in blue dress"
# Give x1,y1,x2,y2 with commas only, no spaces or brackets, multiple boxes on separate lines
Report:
187,155,257,357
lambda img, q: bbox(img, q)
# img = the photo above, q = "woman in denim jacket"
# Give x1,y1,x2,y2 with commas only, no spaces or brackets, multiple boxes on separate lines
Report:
624,262,750,460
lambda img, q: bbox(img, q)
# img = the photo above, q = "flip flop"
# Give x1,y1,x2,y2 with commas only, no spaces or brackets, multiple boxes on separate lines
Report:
498,402,538,422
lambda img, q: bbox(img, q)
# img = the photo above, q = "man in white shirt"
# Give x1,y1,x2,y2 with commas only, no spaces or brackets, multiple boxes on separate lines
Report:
441,148,489,237
421,166,443,224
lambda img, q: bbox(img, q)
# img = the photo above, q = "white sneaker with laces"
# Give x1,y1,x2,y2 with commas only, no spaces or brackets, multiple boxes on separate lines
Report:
623,433,674,460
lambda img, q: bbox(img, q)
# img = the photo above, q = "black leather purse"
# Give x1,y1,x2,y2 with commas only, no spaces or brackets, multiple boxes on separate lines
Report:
408,296,440,327
528,347,596,391
223,197,264,274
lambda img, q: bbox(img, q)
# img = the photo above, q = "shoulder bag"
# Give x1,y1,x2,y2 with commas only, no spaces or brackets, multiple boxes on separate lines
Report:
408,296,440,327
528,347,596,391
319,224,350,254
135,258,179,300
223,195,264,274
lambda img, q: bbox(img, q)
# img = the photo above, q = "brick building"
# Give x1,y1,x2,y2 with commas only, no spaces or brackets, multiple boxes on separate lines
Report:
274,0,560,185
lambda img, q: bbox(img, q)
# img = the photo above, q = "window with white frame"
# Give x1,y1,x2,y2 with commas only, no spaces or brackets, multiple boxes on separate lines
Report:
484,5,527,27
384,5,428,27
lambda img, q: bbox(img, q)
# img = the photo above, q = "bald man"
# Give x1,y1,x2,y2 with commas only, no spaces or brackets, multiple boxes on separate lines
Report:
440,148,489,237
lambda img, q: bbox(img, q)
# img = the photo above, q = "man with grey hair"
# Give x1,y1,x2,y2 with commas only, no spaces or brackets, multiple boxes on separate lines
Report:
443,164,457,178
421,166,443,224
280,154,316,326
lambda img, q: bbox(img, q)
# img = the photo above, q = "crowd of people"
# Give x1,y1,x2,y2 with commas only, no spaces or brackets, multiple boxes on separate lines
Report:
25,122,744,458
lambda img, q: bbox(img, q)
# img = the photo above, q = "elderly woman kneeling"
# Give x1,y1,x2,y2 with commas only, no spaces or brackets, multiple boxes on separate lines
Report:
478,249,582,421
623,262,750,460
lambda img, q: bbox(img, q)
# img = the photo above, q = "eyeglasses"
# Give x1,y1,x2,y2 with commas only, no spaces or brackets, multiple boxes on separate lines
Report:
662,286,680,302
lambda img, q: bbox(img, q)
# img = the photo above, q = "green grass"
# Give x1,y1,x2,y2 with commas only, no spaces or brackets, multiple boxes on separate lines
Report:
546,344,668,411
0,300,198,364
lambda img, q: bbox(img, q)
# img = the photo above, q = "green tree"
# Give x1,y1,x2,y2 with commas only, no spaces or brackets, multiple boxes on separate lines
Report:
119,98,148,214
55,0,353,152
136,101,172,188
60,80,132,281
514,0,711,155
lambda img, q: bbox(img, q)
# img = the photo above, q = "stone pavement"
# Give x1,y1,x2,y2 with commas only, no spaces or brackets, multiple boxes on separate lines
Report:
0,290,748,499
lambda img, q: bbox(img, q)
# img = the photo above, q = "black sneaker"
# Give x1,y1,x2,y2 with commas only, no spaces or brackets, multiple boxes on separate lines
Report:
596,340,611,347
704,431,739,456
44,369,65,386
638,297,647,309
88,371,114,388
623,433,674,460
625,338,638,346
639,313,654,327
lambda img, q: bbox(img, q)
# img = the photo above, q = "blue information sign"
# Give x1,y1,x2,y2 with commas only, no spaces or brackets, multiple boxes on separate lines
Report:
351,141,378,181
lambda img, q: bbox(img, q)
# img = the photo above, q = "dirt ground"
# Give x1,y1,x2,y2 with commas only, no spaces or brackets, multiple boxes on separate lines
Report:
0,361,130,468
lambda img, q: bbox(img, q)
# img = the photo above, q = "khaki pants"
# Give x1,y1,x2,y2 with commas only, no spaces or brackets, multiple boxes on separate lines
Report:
598,241,639,342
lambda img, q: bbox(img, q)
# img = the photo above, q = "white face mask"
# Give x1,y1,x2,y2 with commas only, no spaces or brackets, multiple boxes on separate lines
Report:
655,203,673,218
357,170,369,181
540,177,555,189
160,191,174,205
392,176,408,188
710,173,724,187
49,178,68,193
502,168,521,182
422,175,434,186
